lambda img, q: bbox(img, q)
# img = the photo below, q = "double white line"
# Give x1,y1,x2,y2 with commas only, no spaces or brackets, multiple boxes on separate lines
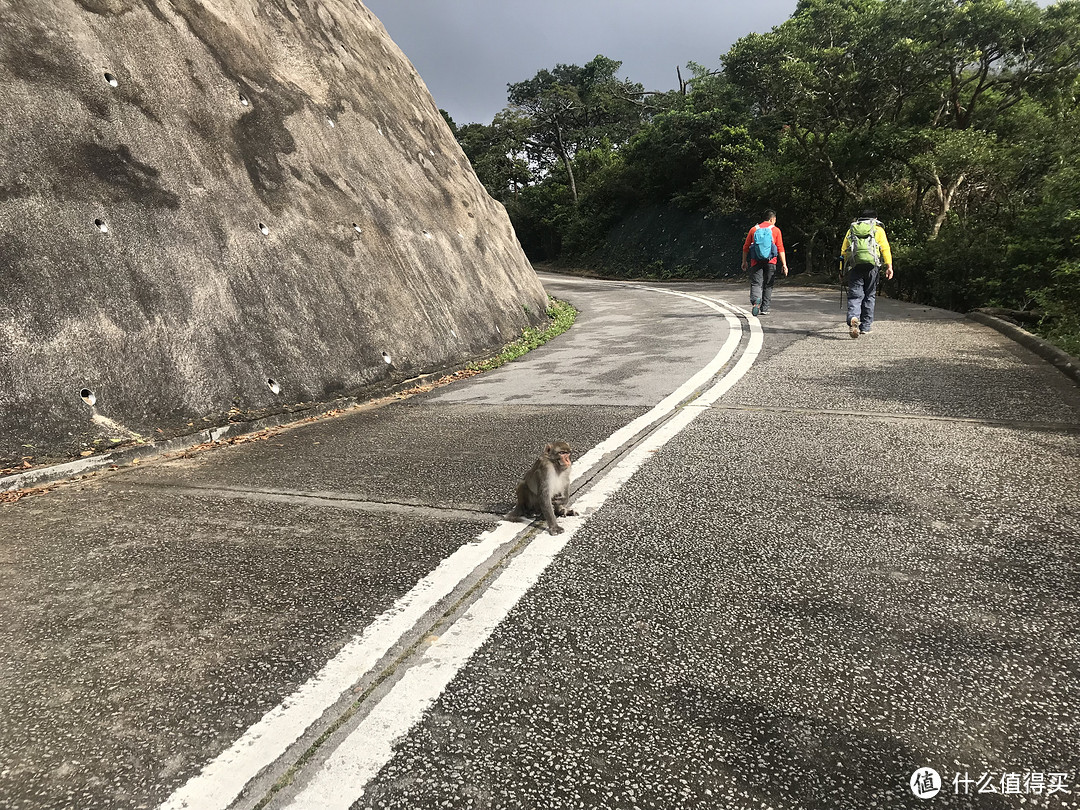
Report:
160,288,761,810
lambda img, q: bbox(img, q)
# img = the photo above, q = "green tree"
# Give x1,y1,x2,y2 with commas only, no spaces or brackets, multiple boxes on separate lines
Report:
454,113,533,201
506,55,646,204
622,109,760,212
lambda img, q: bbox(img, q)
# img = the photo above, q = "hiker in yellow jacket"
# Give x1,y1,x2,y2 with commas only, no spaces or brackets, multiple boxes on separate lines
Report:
841,208,893,339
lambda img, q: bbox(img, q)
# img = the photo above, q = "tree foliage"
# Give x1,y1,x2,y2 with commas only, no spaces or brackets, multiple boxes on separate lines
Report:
505,55,646,203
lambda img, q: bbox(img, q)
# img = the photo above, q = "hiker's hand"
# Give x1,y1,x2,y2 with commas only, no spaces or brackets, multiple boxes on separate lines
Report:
885,265,894,280
782,265,789,277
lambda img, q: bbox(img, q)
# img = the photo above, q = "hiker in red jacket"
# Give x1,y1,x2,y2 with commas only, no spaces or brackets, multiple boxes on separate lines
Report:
741,210,789,317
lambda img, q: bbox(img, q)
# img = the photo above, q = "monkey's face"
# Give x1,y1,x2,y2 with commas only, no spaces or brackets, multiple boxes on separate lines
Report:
546,441,572,470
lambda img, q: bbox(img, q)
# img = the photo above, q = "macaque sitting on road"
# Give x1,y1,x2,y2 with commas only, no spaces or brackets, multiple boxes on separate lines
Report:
508,440,577,535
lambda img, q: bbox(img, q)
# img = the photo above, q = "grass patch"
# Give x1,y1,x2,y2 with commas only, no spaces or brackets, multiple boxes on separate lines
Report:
468,297,577,373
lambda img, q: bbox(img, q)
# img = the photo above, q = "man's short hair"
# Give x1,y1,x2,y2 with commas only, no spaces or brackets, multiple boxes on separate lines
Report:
861,208,877,219
764,209,776,221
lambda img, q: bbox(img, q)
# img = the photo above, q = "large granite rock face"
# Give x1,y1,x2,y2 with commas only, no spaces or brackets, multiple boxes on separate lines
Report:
0,0,548,466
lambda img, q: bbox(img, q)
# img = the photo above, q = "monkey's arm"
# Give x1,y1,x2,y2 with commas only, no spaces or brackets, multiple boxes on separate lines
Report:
537,476,563,535
552,490,577,517
552,473,576,517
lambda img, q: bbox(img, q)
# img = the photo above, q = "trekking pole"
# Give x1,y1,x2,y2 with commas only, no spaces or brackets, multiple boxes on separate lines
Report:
837,256,845,313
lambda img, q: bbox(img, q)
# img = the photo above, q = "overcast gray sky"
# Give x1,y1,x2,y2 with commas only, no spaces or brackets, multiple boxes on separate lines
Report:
363,0,800,126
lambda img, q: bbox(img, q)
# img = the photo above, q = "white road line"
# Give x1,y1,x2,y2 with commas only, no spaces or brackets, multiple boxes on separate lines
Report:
283,299,762,809
571,288,740,482
692,294,763,407
158,521,525,810
157,285,744,810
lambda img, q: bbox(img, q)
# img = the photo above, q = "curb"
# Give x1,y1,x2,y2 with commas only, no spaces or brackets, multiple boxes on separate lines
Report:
0,370,458,496
968,310,1080,386
2,296,578,497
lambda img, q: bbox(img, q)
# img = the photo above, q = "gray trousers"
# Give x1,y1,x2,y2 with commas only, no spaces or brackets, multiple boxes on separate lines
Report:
847,265,880,331
749,262,777,310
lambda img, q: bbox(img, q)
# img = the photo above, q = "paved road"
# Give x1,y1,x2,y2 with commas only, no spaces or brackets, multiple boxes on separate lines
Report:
1,276,1077,810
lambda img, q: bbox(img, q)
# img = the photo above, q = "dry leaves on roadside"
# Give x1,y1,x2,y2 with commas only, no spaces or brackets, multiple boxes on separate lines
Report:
1,485,52,505
390,369,481,401
178,426,286,459
0,457,36,476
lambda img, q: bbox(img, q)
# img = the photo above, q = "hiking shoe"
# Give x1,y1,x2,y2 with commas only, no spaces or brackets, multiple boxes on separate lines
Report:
752,304,760,317
849,317,860,339
759,308,770,316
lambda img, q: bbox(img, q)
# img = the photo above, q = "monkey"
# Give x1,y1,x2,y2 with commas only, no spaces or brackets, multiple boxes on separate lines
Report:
507,440,577,535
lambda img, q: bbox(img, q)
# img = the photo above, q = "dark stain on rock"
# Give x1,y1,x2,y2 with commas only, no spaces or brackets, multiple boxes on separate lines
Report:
0,234,29,287
120,82,165,128
185,103,220,146
168,0,266,80
165,2,303,208
366,205,396,241
0,183,29,204
233,93,302,209
78,143,180,209
313,168,354,201
73,0,137,15
2,23,85,91
0,23,116,122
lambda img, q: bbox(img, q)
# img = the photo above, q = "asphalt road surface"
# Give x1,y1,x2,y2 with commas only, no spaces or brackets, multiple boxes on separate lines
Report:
1,276,1078,810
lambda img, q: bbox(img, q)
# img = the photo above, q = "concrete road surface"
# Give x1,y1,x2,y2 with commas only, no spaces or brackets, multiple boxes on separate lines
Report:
1,276,1077,810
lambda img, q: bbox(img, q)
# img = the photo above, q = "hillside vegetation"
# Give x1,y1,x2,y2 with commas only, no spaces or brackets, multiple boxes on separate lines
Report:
447,0,1080,355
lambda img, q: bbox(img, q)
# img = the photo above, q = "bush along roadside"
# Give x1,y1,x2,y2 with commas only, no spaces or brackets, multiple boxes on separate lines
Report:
468,297,577,373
